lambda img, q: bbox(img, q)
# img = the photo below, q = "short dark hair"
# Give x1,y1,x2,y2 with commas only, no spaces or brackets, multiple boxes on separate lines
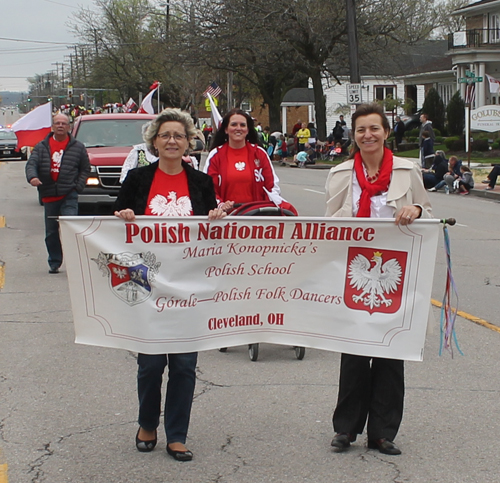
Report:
210,108,258,149
349,102,390,158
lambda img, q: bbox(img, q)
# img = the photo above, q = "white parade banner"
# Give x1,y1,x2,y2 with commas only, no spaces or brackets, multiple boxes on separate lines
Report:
60,216,440,361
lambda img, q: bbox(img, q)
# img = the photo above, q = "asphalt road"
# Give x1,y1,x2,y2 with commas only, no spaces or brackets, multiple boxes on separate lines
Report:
1,158,500,482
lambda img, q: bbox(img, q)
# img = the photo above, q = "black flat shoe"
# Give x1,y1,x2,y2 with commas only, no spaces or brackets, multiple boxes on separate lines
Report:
167,444,193,461
331,433,356,452
135,428,157,452
367,438,401,455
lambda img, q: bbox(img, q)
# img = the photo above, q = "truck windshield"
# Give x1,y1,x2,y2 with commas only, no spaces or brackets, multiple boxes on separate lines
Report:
75,119,149,148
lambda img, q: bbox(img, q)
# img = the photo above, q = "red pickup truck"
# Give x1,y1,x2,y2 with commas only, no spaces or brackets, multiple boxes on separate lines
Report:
72,113,156,212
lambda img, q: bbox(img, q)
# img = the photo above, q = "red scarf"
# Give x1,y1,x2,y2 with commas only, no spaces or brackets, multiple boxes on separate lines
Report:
354,147,393,217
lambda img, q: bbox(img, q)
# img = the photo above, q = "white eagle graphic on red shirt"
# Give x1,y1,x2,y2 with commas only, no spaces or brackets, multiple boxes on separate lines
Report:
149,191,192,216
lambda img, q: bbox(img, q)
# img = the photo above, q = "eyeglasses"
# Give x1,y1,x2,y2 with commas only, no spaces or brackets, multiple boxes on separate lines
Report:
157,132,187,141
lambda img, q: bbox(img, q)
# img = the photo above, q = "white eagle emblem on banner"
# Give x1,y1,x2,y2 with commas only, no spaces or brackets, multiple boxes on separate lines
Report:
235,161,246,171
347,250,403,312
92,251,161,306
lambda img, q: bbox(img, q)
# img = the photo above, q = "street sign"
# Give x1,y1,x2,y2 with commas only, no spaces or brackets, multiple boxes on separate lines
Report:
347,83,361,104
458,77,483,83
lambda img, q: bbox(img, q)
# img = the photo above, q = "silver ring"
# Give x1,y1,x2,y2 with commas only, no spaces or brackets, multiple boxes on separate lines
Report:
406,215,411,219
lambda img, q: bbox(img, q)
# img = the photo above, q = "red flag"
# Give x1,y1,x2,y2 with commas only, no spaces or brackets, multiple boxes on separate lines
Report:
149,80,160,90
12,102,52,148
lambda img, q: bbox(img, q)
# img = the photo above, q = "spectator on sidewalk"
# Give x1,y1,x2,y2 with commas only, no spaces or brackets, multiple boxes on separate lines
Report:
418,113,435,147
429,155,462,193
296,122,311,152
423,151,448,190
457,165,474,194
420,131,435,168
393,115,405,150
481,165,500,190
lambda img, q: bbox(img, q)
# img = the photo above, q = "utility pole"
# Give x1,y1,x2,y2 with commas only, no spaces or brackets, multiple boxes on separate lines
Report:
345,0,360,85
166,1,170,36
227,72,233,111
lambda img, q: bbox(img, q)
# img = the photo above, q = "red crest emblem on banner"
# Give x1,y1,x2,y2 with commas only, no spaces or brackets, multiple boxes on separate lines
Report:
92,251,161,306
344,247,407,315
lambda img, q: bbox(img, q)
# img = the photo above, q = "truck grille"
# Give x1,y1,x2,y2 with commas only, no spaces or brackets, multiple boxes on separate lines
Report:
97,166,122,189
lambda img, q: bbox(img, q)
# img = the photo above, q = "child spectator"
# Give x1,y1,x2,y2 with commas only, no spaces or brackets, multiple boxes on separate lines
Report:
457,165,474,194
276,135,288,165
294,149,310,168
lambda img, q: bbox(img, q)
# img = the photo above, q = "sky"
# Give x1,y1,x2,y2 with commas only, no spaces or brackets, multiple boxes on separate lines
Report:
0,0,96,92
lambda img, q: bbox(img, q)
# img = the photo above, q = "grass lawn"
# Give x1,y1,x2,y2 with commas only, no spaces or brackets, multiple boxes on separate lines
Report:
399,144,500,165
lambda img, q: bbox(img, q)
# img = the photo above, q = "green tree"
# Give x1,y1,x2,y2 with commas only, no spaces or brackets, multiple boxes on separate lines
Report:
446,91,465,136
422,88,446,132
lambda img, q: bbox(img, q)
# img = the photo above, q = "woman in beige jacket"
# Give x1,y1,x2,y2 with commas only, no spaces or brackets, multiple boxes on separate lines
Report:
326,103,431,456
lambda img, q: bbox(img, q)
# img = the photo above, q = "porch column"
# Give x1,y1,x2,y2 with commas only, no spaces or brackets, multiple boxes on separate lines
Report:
459,65,466,100
478,62,486,107
282,106,287,135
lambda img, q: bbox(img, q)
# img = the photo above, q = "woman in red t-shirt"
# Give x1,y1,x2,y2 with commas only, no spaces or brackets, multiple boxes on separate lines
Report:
203,108,291,212
114,108,225,462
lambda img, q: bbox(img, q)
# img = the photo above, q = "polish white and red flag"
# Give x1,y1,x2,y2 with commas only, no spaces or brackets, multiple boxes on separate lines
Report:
12,102,52,148
138,81,160,114
125,97,137,112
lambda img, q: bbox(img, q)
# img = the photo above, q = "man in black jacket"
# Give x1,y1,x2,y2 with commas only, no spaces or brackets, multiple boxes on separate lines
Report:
25,113,90,273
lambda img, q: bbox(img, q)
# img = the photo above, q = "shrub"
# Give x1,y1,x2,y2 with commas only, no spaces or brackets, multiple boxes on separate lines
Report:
446,91,465,136
435,136,444,143
444,136,465,151
422,88,446,132
433,128,441,137
492,141,500,149
409,128,419,137
471,139,489,151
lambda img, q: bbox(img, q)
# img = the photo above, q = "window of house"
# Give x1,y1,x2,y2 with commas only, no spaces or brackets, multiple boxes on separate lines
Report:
374,86,395,102
489,14,500,43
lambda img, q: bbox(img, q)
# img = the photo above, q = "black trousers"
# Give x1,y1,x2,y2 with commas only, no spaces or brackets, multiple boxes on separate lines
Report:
333,354,404,441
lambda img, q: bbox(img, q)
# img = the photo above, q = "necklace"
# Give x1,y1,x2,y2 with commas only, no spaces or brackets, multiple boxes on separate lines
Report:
366,169,380,183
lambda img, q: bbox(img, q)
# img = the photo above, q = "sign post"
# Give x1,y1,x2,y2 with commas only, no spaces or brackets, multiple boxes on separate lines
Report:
457,71,484,167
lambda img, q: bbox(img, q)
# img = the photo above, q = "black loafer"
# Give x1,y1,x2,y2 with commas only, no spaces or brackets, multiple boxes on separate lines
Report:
331,433,356,452
167,444,193,461
367,438,401,455
135,428,157,452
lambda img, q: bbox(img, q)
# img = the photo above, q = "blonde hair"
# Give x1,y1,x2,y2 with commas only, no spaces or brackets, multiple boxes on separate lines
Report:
144,108,197,155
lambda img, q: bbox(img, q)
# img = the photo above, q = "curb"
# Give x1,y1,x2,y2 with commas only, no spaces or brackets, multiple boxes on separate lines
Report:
469,188,500,201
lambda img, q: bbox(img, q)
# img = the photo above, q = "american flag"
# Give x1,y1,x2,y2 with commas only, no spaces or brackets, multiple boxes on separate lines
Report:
203,82,222,98
465,82,475,105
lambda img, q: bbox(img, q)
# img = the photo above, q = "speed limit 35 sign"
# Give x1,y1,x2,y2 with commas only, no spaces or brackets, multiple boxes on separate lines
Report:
347,84,361,104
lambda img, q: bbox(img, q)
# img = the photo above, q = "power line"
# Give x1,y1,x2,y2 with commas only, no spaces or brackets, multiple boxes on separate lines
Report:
0,37,71,45
41,0,78,8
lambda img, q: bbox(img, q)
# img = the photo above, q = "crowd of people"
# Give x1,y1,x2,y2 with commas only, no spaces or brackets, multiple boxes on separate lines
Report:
24,100,498,465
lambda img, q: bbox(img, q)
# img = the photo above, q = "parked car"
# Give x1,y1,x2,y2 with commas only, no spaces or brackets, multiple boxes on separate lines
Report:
401,110,422,131
0,129,27,159
72,113,156,212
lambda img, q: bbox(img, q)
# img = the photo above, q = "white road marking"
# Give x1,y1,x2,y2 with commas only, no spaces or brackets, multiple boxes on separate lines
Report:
304,189,324,194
